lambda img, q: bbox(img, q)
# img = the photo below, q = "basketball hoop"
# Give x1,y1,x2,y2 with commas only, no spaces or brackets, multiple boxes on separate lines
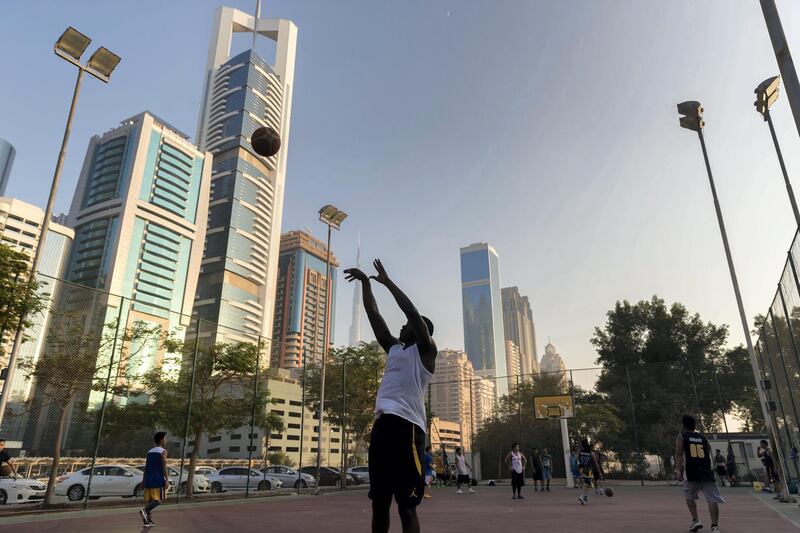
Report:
545,405,563,419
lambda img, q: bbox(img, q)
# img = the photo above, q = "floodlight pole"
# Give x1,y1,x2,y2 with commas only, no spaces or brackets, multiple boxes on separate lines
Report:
0,67,84,427
315,222,334,494
693,128,792,501
760,0,800,143
763,109,800,227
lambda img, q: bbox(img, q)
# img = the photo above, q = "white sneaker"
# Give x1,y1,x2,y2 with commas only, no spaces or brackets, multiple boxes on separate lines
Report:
468,488,475,493
578,495,587,505
688,519,703,531
457,489,464,494
710,527,720,533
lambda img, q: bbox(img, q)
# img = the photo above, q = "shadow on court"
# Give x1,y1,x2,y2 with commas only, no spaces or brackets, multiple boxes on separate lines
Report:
0,485,795,532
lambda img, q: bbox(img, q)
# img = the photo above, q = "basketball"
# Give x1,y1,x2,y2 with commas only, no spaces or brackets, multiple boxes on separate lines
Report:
250,126,281,157
604,487,614,497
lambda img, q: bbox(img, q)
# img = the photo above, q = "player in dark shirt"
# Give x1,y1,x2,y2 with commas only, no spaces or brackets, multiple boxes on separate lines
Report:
675,415,723,533
0,440,18,479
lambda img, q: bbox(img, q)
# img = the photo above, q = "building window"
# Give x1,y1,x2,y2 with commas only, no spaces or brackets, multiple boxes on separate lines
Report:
289,400,302,406
311,448,318,453
247,446,257,452
208,436,221,443
229,446,240,452
271,410,285,416
288,412,301,418
331,449,340,454
231,434,242,440
273,398,286,404
269,446,282,452
287,435,300,441
331,438,339,443
249,433,259,439
270,433,282,439
207,448,220,454
288,423,301,429
286,447,299,452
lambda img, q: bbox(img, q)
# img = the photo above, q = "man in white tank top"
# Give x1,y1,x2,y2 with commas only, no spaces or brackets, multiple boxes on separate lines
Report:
505,443,526,499
345,259,437,533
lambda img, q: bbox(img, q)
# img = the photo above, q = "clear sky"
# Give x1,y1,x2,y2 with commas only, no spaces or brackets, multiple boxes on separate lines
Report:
2,1,800,375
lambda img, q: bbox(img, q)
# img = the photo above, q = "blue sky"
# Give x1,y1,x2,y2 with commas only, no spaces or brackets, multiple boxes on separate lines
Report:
2,1,800,378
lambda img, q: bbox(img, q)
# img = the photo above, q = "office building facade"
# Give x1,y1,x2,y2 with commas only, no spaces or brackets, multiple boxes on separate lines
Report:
460,242,507,395
66,111,211,352
271,230,338,369
194,7,297,342
501,286,539,377
540,341,567,374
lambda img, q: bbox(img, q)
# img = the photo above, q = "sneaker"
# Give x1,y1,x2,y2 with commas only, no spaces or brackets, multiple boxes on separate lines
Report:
468,488,475,494
140,509,150,526
512,495,517,500
578,495,587,505
688,519,703,531
518,495,524,499
457,489,464,494
424,494,432,499
710,527,720,533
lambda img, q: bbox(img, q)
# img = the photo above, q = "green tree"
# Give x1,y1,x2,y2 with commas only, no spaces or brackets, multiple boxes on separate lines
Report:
18,311,160,504
0,242,47,356
304,342,385,464
138,338,278,498
266,451,295,468
591,296,755,465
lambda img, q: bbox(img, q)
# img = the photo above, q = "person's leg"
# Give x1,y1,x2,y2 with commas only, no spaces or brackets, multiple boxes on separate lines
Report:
372,497,392,533
686,499,698,521
708,502,719,528
546,470,551,491
398,506,421,533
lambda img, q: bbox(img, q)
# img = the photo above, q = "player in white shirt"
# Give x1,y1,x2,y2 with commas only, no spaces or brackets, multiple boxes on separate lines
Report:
345,259,437,533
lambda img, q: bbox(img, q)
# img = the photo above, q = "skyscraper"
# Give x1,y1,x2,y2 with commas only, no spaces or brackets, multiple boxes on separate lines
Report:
460,242,507,396
194,7,297,341
348,237,362,347
65,111,211,343
0,138,14,196
501,286,539,378
540,341,567,374
271,230,338,369
504,340,521,379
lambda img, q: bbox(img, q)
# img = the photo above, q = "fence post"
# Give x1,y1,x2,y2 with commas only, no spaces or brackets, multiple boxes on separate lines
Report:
297,348,306,494
625,366,643,486
176,317,202,504
83,297,125,509
245,335,263,498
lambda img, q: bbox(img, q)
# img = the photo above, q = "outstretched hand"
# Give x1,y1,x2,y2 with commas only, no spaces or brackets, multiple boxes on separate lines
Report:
369,259,391,285
344,268,369,283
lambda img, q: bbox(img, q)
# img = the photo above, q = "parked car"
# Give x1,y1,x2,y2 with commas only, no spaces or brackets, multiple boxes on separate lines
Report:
0,476,46,505
299,466,355,488
207,467,283,493
55,465,145,502
261,466,316,489
347,466,370,484
136,465,210,495
195,466,217,477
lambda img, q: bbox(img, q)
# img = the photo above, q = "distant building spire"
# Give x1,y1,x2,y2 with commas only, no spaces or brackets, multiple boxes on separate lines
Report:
348,233,362,347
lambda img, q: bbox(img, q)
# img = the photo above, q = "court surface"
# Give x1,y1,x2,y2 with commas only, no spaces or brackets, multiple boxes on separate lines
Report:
0,484,796,532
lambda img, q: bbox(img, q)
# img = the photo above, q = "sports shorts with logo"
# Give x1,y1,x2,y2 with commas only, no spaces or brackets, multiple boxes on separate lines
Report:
369,413,425,510
683,481,725,503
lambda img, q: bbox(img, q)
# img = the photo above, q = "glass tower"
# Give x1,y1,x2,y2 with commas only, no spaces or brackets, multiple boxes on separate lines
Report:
460,242,507,396
194,8,297,342
0,137,15,196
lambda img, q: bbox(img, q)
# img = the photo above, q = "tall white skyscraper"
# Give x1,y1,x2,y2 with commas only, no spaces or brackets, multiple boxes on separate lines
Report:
194,6,297,341
348,236,362,347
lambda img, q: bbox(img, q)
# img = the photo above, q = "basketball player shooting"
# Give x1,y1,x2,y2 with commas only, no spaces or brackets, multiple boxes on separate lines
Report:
344,259,437,533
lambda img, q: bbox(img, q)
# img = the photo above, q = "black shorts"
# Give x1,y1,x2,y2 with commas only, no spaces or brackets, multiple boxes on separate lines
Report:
715,465,727,476
511,471,525,487
368,414,425,510
532,470,543,480
457,474,470,484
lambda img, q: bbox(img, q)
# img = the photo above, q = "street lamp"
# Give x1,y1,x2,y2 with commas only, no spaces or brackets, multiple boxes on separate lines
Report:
315,204,347,494
754,75,800,227
0,28,121,427
677,101,792,501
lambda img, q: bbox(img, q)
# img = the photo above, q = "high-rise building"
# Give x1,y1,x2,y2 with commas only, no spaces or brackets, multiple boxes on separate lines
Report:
65,111,211,347
429,417,463,451
501,286,539,377
429,349,495,451
348,238,362,347
193,7,297,342
540,341,567,374
0,138,14,196
271,230,338,369
0,198,73,416
460,242,507,396
504,340,521,380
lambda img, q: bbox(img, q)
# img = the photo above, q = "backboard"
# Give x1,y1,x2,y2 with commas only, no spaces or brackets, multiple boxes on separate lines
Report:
533,394,575,419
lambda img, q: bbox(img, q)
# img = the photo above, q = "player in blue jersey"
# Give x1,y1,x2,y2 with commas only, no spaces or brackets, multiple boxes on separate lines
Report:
140,431,169,527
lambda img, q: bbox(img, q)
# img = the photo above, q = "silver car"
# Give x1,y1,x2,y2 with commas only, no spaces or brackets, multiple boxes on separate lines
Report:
261,466,316,489
347,466,370,484
207,467,283,492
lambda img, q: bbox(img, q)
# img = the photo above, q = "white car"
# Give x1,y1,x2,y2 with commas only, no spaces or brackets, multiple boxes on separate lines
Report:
0,477,46,505
261,466,316,489
347,466,370,484
195,466,217,477
207,467,283,492
137,465,210,495
55,465,145,501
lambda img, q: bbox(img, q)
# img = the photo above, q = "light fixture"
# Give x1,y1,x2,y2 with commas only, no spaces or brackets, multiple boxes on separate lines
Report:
55,27,91,61
87,47,121,80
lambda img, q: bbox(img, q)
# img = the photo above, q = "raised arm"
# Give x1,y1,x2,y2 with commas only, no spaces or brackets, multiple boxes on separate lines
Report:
344,268,398,353
370,260,437,364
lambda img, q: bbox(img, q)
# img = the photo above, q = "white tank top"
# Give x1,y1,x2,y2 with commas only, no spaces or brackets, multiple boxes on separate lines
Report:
511,451,523,474
375,343,432,432
456,454,468,474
